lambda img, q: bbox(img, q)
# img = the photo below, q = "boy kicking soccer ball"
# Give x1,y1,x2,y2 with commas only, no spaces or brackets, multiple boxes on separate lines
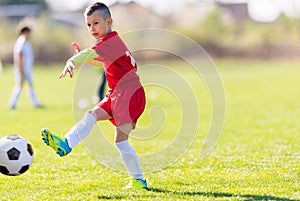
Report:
41,2,147,190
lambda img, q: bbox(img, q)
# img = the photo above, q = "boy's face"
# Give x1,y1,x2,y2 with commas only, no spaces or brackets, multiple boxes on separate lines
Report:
85,10,112,40
23,31,31,39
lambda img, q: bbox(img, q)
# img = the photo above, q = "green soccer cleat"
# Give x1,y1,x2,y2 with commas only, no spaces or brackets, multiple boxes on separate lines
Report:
123,178,148,190
41,128,72,157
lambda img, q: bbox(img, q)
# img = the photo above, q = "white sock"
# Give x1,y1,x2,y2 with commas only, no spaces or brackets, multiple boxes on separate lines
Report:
115,140,145,180
28,87,39,107
9,86,22,108
64,112,96,148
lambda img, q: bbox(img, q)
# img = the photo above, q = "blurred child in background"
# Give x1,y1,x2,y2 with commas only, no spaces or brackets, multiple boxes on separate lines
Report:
9,23,42,109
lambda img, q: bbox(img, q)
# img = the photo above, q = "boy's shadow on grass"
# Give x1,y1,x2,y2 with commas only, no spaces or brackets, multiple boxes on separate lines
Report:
147,188,299,201
98,188,299,201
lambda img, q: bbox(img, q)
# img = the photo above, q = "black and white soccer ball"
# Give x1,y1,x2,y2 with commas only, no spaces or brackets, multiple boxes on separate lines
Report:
0,134,34,176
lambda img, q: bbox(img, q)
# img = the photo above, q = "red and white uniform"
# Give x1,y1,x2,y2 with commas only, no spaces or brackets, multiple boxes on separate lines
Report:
91,31,146,127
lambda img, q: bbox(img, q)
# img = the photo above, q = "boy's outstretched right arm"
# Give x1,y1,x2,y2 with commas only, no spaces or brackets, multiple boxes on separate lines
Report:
58,48,99,79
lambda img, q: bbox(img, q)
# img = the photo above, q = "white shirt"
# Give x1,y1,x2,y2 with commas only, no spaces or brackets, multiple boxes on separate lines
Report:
14,35,34,71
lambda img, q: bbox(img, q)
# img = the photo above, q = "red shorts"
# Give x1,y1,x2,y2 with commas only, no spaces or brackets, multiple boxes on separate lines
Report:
97,81,146,127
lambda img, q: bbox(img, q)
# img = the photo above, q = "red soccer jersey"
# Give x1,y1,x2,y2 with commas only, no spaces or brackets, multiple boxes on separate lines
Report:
91,31,140,89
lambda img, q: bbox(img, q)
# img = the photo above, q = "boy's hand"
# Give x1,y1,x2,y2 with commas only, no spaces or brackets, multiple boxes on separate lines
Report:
59,61,76,79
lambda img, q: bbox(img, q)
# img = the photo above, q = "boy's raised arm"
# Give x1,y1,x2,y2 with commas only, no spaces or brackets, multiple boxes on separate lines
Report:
58,48,99,79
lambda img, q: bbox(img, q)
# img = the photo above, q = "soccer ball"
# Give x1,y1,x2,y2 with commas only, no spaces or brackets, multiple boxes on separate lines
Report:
0,134,34,176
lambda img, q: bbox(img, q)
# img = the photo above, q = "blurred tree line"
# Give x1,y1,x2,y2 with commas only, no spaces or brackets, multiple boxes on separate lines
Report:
0,7,300,65
176,7,300,58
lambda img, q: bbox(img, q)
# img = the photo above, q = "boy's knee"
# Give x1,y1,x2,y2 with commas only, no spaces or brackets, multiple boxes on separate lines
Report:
117,123,133,135
87,107,110,121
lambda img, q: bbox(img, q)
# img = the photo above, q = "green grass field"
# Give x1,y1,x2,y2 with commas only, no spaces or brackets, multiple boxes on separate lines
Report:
0,59,299,201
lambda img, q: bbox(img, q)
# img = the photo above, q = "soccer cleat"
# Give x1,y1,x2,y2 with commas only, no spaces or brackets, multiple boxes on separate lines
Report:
41,128,72,157
123,178,148,190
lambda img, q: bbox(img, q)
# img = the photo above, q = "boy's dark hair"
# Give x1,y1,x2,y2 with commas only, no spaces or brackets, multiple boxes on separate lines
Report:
17,25,31,36
20,26,31,34
85,2,111,19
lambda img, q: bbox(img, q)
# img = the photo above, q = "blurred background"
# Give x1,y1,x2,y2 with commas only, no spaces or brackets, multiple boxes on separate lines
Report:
0,0,300,64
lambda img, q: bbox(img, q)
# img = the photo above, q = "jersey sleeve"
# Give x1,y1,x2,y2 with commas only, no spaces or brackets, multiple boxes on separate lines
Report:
86,58,103,67
67,48,99,66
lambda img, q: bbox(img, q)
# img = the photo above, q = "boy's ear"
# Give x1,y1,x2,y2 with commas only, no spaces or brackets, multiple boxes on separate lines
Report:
107,18,113,26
